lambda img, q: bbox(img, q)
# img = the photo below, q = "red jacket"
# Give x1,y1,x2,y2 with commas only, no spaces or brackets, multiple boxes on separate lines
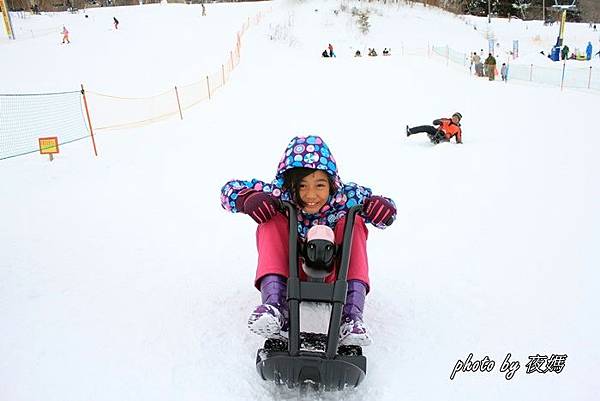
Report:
434,118,462,143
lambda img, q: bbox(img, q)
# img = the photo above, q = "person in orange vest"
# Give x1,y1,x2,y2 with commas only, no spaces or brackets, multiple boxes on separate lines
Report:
406,112,463,144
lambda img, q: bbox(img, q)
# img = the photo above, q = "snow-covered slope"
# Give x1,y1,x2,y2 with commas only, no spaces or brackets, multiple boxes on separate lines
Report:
1,1,599,400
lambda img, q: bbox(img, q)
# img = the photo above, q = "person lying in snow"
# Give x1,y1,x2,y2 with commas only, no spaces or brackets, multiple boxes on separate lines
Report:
406,112,463,144
220,135,396,346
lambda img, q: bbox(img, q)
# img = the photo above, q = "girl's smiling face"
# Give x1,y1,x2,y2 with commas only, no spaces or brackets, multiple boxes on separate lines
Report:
298,170,331,214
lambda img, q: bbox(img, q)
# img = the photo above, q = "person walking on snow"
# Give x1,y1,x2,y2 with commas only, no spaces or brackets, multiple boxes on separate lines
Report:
484,53,497,81
113,17,119,30
220,135,397,346
501,63,509,82
406,112,463,144
328,43,336,57
61,26,70,44
561,45,570,61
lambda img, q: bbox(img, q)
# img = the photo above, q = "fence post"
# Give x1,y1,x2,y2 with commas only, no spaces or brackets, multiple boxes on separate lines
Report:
230,50,234,70
222,64,225,85
206,75,211,100
529,64,533,82
560,62,566,91
80,84,99,157
588,66,593,89
174,86,183,120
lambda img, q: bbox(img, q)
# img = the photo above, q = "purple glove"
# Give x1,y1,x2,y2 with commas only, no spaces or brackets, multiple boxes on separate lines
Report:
237,190,278,224
363,196,396,226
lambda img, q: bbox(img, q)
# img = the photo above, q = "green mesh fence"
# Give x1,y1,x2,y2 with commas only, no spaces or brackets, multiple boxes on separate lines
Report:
0,90,90,160
432,45,468,66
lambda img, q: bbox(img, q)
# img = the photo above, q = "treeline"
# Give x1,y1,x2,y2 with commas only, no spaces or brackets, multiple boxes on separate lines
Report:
10,0,246,13
10,0,600,21
411,0,599,22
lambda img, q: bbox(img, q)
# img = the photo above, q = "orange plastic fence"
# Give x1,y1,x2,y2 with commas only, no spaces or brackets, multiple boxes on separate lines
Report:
85,12,264,132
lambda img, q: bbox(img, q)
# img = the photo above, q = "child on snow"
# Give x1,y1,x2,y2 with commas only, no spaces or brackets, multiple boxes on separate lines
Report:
406,112,463,144
61,26,70,44
113,17,119,30
501,63,508,82
220,135,396,346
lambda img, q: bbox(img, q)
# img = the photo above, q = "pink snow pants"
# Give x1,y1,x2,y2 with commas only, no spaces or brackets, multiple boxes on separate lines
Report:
254,213,370,292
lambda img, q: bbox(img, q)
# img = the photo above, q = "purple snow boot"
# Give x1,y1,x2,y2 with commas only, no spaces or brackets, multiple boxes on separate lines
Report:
247,274,289,339
339,280,372,346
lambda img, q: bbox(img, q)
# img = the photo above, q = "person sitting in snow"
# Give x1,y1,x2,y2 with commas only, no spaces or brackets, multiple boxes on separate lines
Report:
406,112,463,144
383,48,391,56
220,135,397,346
355,50,362,57
368,48,377,56
322,49,330,57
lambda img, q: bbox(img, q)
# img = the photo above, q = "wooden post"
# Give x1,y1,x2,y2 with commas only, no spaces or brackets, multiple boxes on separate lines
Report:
560,62,566,91
230,51,234,70
80,84,98,157
588,66,592,89
206,75,211,100
174,86,183,120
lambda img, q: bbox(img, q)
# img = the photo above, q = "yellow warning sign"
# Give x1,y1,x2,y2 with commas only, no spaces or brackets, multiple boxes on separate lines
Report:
39,137,60,154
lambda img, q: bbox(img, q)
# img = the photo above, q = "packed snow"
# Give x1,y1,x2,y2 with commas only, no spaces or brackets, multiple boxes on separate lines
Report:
1,1,599,401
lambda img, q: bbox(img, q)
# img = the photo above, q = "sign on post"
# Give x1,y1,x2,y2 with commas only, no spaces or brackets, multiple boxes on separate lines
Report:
39,137,59,161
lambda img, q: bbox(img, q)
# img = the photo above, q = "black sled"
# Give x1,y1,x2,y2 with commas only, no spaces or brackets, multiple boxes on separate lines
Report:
255,201,367,390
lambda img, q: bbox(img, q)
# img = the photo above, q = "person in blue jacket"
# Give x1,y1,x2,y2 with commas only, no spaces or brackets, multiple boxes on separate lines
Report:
586,41,593,60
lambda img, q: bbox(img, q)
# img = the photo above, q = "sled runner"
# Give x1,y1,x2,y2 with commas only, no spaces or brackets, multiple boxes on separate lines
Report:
255,201,367,390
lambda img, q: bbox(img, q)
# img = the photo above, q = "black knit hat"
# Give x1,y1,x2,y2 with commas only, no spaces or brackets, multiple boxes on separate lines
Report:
452,112,462,120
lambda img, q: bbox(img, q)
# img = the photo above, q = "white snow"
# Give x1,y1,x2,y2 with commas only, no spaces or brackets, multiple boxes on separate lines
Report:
1,1,599,400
